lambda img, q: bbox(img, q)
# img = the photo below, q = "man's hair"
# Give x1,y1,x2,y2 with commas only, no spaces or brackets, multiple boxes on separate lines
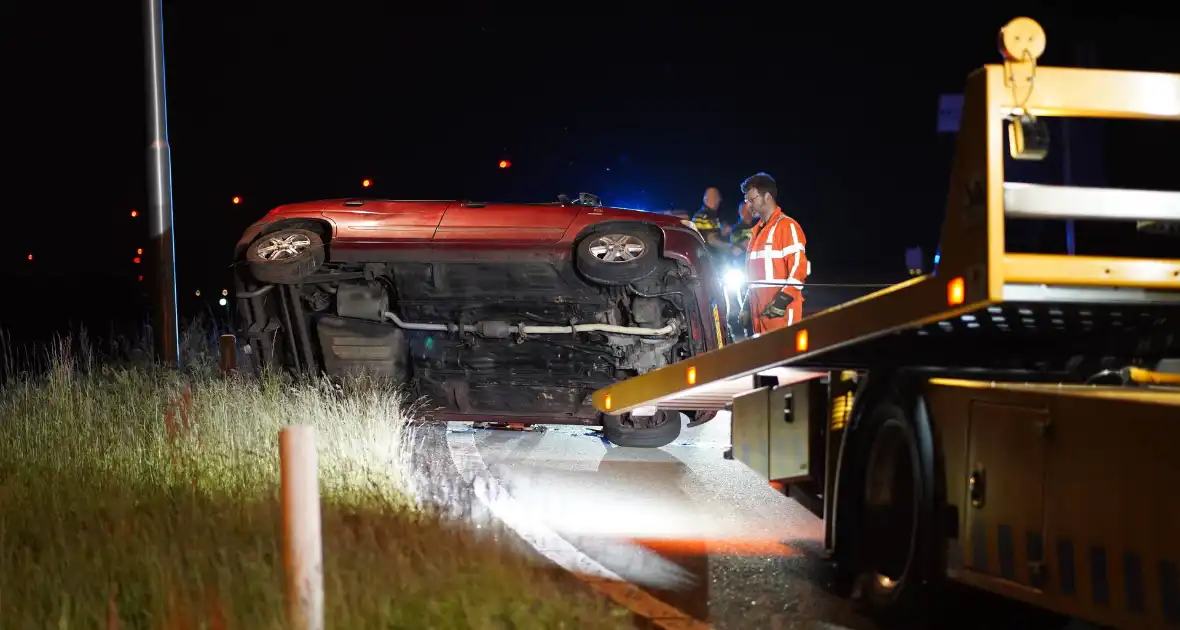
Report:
741,172,777,203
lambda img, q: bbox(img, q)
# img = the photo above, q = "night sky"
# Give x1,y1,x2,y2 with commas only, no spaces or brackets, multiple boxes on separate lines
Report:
4,4,1178,338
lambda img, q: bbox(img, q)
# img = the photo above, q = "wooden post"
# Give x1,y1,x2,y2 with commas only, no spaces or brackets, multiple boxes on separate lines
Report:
280,426,324,630
218,334,237,374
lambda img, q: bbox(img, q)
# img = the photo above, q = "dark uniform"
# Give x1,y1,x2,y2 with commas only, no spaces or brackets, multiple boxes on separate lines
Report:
691,205,732,260
725,206,759,339
729,218,757,264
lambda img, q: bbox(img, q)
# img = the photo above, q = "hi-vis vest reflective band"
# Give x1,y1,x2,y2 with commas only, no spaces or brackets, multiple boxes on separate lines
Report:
693,214,721,231
748,214,811,287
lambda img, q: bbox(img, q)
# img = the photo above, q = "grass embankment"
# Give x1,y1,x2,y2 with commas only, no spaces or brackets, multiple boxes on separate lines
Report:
0,342,630,629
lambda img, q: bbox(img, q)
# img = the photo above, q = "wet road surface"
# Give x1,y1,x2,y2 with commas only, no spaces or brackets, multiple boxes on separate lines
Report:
452,415,873,630
445,415,1080,630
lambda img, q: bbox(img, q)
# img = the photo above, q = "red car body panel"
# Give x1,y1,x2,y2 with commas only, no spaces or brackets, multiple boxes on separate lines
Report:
235,198,728,352
436,204,580,242
325,199,449,243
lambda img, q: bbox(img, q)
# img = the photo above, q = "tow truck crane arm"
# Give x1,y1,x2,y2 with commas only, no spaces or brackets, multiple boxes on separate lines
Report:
592,17,1180,630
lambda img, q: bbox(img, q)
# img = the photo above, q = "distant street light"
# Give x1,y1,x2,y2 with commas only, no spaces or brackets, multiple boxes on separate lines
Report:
219,297,228,306
130,209,139,218
232,196,242,205
498,160,511,169
221,288,228,296
195,289,201,297
362,178,372,188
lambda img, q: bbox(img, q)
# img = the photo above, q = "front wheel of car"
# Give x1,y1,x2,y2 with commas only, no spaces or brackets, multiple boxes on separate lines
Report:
575,228,659,286
246,228,326,284
602,410,682,448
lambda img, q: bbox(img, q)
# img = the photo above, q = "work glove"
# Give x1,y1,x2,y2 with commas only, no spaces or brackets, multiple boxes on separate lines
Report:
759,291,795,319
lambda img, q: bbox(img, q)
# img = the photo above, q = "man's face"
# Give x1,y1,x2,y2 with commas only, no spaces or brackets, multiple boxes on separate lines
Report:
744,187,774,218
704,188,722,210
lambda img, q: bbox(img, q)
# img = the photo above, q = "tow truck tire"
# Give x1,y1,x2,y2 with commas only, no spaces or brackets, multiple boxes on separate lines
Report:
602,410,682,448
833,379,944,623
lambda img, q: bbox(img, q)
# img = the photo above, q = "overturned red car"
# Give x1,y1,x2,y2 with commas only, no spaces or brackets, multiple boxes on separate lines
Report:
233,193,729,447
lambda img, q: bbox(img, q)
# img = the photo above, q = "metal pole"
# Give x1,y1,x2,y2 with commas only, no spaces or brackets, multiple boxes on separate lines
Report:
143,0,180,367
280,426,325,630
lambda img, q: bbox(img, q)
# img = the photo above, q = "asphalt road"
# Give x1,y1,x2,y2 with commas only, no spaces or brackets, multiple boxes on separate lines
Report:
444,415,1081,630
451,414,875,630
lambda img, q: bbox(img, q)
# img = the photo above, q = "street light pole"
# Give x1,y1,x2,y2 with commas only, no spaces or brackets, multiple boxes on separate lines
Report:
143,0,180,367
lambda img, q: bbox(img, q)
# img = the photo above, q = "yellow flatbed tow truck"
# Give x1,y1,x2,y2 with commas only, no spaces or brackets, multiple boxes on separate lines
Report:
591,17,1180,630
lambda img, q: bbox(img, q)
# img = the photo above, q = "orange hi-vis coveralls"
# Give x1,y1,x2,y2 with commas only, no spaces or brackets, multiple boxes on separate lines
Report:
746,209,810,335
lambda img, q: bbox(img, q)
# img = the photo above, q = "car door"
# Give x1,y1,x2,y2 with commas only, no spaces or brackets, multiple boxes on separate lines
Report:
321,200,449,242
434,202,580,242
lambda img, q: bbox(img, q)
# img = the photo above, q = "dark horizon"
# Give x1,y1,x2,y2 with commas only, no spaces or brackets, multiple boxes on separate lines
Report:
5,5,1179,340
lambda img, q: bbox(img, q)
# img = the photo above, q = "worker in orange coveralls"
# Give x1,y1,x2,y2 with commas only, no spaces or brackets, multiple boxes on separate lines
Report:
739,172,810,335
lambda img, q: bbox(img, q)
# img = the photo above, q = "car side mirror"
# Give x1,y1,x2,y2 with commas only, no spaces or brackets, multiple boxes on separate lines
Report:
577,192,602,208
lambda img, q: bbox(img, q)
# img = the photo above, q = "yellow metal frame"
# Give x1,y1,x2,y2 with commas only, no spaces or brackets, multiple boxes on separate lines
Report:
593,62,1180,416
929,379,1180,629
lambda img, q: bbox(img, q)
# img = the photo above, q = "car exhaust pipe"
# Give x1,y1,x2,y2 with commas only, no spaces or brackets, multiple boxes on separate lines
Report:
381,311,678,338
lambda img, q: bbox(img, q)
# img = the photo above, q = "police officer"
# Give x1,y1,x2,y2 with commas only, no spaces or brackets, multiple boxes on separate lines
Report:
724,200,757,338
729,200,757,263
691,187,740,259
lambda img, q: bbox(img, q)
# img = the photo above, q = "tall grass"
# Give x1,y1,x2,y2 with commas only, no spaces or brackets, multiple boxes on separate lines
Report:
0,333,630,628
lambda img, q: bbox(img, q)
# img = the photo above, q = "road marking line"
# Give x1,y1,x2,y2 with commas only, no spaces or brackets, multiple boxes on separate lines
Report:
445,422,713,629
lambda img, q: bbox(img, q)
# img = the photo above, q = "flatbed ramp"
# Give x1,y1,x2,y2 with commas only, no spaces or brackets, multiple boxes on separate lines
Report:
593,17,1180,630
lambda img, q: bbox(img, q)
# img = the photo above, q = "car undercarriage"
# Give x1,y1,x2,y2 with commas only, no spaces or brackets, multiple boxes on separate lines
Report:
234,206,727,447
305,257,699,417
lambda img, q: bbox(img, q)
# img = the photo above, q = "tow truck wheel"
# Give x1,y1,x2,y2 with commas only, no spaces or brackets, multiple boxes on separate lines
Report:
602,410,681,448
834,382,944,622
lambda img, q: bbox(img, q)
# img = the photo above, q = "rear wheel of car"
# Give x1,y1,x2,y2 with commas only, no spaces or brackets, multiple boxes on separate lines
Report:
246,228,326,284
575,228,659,286
602,410,682,448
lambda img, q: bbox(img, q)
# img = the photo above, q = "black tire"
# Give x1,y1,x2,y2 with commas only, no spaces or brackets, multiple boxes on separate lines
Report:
246,228,326,284
833,380,944,624
602,410,682,448
575,228,659,286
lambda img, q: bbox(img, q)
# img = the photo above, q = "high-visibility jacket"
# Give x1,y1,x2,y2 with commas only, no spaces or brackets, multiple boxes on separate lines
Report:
729,220,757,266
746,209,810,335
691,207,722,232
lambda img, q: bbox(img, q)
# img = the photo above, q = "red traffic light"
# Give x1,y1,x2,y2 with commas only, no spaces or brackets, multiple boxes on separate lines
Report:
133,257,141,264
232,196,242,205
498,160,511,169
362,178,372,188
138,275,144,282
27,253,33,261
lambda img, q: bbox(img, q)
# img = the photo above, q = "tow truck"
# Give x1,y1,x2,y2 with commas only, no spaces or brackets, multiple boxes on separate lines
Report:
591,18,1180,630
